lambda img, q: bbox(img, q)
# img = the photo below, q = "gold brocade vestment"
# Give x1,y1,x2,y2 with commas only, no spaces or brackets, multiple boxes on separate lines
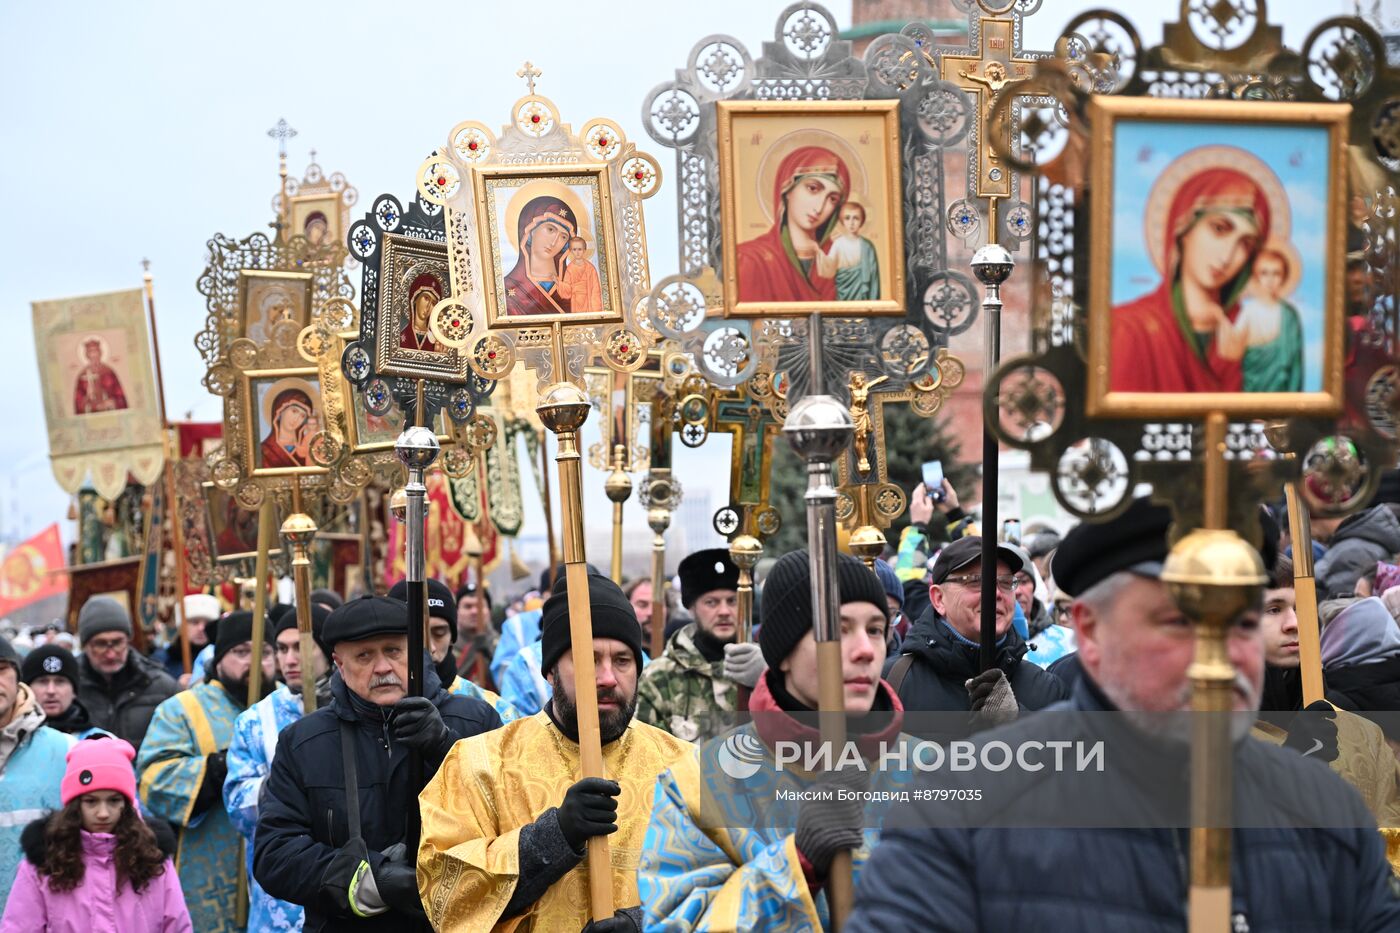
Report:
417,710,693,931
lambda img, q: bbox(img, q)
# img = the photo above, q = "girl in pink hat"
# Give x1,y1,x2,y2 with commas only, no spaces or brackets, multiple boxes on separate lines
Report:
0,737,191,932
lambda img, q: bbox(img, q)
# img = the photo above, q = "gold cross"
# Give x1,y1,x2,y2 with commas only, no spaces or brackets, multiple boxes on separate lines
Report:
517,61,542,96
939,17,1037,199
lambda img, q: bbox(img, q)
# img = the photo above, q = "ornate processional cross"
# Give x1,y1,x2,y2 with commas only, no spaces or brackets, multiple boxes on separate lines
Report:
516,61,542,95
938,16,1038,200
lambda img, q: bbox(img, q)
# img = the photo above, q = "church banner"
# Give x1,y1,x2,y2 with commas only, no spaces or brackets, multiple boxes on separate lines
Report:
0,523,67,618
32,288,164,498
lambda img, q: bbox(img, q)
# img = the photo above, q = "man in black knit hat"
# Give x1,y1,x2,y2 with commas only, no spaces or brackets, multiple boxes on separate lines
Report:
636,547,767,742
639,549,907,930
418,571,692,932
21,643,102,738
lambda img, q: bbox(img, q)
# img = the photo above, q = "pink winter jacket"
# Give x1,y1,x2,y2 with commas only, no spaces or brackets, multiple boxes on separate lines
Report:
0,829,191,932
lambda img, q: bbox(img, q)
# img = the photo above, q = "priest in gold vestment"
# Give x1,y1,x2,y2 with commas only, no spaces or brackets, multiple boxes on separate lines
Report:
418,571,692,931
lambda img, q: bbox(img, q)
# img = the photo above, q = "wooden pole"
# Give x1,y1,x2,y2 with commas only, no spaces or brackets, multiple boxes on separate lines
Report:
541,430,561,582
1284,483,1324,705
1188,411,1232,933
247,499,275,707
537,381,613,920
285,478,319,714
142,265,191,675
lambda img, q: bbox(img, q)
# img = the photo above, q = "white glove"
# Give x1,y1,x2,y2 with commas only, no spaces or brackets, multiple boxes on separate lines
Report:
723,642,767,689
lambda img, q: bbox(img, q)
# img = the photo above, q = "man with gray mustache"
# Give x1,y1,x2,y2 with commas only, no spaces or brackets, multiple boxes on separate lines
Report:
850,498,1400,931
254,594,502,932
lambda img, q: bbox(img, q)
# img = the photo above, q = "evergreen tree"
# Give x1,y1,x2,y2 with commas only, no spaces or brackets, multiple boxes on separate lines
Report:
763,405,977,556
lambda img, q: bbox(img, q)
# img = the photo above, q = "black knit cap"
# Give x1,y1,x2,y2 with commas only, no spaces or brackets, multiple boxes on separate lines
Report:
269,603,296,627
678,548,740,608
272,603,332,659
1051,497,1172,598
759,550,889,669
21,643,79,690
454,581,493,610
322,594,409,649
388,579,456,639
213,611,274,667
540,571,643,673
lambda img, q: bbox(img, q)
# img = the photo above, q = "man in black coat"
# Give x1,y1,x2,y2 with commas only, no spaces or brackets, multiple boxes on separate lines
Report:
850,498,1400,931
254,594,502,932
884,536,1067,731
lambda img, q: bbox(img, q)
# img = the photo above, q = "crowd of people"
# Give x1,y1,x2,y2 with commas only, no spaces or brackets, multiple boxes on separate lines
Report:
0,474,1398,929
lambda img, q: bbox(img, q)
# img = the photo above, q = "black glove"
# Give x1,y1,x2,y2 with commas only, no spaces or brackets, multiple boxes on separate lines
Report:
191,750,228,817
1283,700,1340,763
556,777,621,852
392,696,453,759
373,858,425,917
795,768,868,877
580,906,642,933
966,668,1018,726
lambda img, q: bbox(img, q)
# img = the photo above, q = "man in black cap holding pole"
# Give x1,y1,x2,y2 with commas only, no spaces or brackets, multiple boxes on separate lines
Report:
885,535,1066,728
254,594,502,931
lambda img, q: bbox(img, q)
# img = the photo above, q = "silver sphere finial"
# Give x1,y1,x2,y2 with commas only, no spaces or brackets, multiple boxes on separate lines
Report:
784,394,854,462
395,424,442,471
970,242,1014,287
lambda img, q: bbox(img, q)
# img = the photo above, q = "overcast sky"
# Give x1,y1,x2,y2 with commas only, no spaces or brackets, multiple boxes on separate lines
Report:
0,0,1379,562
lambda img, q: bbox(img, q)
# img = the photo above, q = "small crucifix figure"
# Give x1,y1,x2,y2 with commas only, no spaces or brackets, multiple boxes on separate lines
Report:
938,16,1040,199
517,61,542,96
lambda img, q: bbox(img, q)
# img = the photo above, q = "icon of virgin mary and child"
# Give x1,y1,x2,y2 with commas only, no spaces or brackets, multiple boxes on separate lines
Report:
736,144,880,303
503,194,604,316
1110,150,1306,395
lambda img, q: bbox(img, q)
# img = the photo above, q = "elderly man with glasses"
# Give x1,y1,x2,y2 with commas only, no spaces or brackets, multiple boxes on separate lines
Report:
883,536,1067,735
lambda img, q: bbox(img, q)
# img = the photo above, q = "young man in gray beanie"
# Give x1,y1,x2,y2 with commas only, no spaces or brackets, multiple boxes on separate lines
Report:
640,550,911,930
75,595,177,749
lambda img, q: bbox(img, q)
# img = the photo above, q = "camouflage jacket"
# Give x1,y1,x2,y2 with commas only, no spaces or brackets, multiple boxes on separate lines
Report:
635,622,736,743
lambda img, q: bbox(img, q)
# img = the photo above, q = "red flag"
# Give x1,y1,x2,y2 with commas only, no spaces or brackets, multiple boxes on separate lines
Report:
0,525,67,617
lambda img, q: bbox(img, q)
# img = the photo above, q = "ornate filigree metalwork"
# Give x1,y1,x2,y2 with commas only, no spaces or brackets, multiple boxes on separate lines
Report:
980,1,1400,527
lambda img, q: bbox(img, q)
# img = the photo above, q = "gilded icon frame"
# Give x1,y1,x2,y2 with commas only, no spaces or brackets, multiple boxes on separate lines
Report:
237,270,314,345
1086,95,1349,418
716,98,906,319
238,366,330,478
373,233,469,382
472,163,625,330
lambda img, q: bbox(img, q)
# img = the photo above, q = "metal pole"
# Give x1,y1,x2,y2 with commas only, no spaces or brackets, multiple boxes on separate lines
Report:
282,479,319,714
784,393,855,931
970,227,1013,670
537,381,613,920
395,410,440,849
647,499,671,660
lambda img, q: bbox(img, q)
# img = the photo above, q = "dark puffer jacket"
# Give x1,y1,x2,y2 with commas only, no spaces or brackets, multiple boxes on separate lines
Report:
254,664,502,932
884,607,1067,733
76,651,178,751
1316,504,1400,598
848,679,1400,932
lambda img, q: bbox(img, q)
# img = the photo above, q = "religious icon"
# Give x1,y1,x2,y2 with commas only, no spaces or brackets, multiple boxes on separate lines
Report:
72,335,128,414
238,271,312,345
717,100,905,317
848,371,888,474
243,370,325,474
474,166,624,326
289,194,342,249
202,483,280,562
342,379,449,455
1087,97,1348,417
401,272,445,352
373,234,469,382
